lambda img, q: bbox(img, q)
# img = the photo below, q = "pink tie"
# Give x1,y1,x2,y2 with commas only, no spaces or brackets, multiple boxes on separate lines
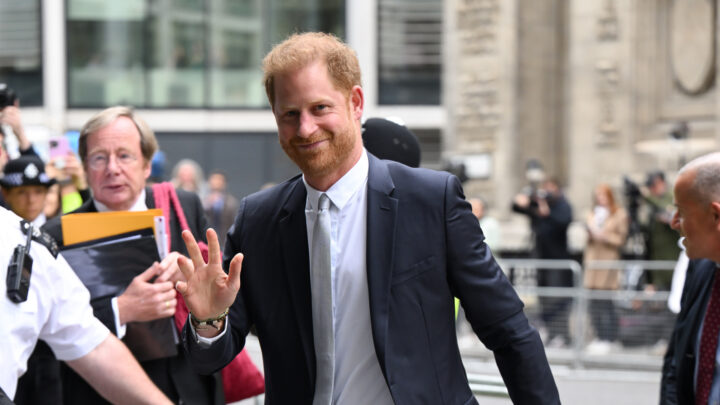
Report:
696,272,720,405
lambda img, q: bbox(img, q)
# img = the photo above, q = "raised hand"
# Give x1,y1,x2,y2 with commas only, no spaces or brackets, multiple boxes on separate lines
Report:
176,228,242,334
117,263,177,324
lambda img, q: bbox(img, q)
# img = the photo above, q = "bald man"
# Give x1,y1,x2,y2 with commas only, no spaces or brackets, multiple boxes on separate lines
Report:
661,152,720,405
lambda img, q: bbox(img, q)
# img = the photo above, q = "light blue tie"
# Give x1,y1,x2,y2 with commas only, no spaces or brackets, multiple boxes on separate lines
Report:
312,193,334,405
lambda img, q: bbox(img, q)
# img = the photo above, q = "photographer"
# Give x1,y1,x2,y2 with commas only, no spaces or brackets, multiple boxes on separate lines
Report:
642,171,680,289
512,174,574,347
0,84,40,210
621,172,680,290
0,84,38,159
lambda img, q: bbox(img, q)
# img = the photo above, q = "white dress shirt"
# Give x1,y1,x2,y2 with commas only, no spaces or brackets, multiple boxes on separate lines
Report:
303,150,393,404
1,207,109,398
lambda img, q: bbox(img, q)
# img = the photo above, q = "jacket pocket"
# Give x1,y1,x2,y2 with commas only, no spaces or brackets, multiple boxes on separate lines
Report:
391,255,436,286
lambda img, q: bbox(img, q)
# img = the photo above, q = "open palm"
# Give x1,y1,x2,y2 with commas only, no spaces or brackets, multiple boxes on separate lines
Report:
176,228,242,323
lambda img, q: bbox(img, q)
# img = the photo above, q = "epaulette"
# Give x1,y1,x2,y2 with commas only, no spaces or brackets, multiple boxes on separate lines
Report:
20,220,59,258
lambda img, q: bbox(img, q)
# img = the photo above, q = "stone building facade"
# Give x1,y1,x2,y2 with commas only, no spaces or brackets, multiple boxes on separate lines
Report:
444,0,719,250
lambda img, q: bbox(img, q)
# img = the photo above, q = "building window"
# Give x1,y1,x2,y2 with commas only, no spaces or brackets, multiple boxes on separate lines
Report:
66,0,345,108
377,0,442,105
0,0,43,106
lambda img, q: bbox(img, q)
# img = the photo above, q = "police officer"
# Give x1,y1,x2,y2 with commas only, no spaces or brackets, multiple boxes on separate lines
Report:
0,155,56,228
0,205,171,404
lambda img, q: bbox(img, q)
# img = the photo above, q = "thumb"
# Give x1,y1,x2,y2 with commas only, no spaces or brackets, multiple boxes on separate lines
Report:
175,280,188,295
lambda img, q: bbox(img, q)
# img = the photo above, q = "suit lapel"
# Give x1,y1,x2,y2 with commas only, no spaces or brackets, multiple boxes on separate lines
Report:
365,154,398,371
278,179,316,384
145,186,155,208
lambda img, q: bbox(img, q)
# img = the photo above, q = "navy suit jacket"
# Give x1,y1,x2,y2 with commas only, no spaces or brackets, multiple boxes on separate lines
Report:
661,259,717,405
184,154,559,404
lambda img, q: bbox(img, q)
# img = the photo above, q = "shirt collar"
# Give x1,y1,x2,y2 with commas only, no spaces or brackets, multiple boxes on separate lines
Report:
31,213,47,227
94,188,148,212
304,149,369,211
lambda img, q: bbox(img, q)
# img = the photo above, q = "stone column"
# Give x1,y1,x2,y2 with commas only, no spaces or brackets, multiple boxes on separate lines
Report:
566,0,636,210
443,0,518,216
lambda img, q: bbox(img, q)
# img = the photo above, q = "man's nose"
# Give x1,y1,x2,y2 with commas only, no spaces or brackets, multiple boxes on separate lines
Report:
297,112,317,138
105,154,121,172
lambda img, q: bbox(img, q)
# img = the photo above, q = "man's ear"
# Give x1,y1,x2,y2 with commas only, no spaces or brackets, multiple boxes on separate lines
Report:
711,201,720,226
349,85,364,121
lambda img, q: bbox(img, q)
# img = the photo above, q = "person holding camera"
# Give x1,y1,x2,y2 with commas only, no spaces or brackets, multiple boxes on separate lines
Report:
0,85,39,159
512,177,574,347
643,171,681,289
0,85,41,210
0,205,172,404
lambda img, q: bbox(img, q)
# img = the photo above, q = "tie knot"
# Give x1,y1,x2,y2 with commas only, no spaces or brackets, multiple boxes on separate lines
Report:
318,193,330,211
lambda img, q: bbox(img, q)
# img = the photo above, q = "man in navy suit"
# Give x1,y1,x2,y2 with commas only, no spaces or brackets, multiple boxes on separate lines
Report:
661,152,720,404
178,32,560,404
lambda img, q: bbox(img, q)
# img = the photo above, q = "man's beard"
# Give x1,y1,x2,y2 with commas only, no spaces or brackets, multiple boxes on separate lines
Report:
281,125,356,179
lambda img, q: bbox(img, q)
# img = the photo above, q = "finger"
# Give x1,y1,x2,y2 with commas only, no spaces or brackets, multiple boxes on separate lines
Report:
226,253,244,291
177,255,195,283
159,288,177,302
175,280,188,295
137,262,160,282
153,281,174,293
156,254,179,282
206,228,222,265
182,230,204,268
155,264,176,283
160,298,177,315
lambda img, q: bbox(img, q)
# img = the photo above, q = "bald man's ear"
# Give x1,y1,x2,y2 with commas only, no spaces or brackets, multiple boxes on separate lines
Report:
711,201,720,226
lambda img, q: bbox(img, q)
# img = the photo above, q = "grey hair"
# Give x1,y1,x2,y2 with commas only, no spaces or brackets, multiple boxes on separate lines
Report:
679,152,720,205
79,106,158,165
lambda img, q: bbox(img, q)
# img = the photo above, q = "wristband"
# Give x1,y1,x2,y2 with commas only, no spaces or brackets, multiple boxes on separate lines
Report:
190,308,229,330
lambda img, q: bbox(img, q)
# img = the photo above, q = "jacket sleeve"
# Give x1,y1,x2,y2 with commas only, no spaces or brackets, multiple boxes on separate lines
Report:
89,296,118,334
660,326,679,405
444,176,560,404
660,260,700,405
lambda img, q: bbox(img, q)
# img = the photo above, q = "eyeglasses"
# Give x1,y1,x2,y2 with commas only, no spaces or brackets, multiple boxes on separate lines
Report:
87,151,138,170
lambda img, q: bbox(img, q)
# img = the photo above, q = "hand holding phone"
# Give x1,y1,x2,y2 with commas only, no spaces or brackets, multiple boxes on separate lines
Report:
49,136,71,169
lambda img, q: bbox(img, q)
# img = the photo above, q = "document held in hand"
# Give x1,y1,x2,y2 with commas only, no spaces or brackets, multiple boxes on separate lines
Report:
60,209,164,246
60,228,177,362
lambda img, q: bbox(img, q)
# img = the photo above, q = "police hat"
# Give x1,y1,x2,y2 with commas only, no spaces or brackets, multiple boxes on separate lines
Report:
0,155,56,189
362,117,421,168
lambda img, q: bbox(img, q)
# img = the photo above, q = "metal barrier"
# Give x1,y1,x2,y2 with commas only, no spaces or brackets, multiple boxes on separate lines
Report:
459,258,678,371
